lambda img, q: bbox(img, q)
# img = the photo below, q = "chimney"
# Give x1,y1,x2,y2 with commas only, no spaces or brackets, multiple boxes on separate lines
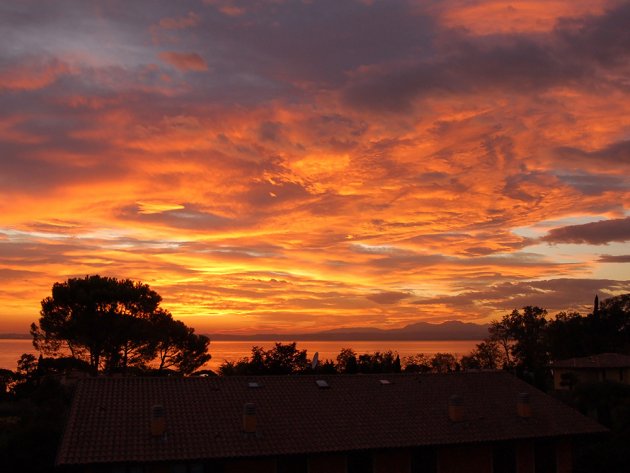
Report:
448,395,464,422
517,392,532,418
150,404,166,437
243,403,257,434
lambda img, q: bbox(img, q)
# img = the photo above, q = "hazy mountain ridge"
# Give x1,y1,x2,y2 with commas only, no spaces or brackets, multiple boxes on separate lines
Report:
208,320,490,341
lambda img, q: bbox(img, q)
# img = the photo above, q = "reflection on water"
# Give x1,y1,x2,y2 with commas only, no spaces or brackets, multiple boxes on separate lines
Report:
0,338,479,371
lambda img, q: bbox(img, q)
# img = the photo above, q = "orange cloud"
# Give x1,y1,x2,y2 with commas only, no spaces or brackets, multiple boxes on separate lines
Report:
158,51,208,71
158,12,201,30
436,0,610,35
0,58,70,90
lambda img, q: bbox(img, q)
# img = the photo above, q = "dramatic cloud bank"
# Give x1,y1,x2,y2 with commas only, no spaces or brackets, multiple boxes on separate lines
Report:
0,0,628,333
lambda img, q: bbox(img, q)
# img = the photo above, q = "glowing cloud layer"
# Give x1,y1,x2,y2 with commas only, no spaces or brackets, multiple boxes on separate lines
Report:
0,0,628,333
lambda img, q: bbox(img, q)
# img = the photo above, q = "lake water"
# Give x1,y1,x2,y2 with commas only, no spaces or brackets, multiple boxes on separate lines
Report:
0,339,480,372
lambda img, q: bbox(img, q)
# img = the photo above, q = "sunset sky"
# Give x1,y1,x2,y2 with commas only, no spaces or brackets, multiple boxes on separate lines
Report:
1,0,629,334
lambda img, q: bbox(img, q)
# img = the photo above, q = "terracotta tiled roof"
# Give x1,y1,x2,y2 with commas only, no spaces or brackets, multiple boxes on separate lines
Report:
57,372,605,466
551,352,630,369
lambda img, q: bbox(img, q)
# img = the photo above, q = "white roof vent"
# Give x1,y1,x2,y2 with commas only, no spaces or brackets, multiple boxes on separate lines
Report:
379,379,391,385
315,379,330,389
248,382,261,389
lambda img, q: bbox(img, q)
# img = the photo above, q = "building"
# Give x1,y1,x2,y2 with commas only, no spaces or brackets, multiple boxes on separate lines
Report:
551,353,630,390
56,372,606,473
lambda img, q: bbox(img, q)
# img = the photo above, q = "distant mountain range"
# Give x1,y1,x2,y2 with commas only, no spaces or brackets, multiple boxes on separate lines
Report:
207,321,489,341
1,321,490,342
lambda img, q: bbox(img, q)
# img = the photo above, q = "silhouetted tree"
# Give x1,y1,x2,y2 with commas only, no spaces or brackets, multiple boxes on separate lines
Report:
315,359,337,374
219,342,308,375
265,342,309,374
393,354,401,372
593,294,600,317
30,275,211,374
149,310,211,374
545,294,630,361
37,356,91,375
491,306,550,387
597,294,630,353
336,347,358,373
16,354,38,380
461,340,503,370
430,352,458,373
546,311,591,360
356,351,399,373
488,320,513,368
0,368,16,400
402,353,431,373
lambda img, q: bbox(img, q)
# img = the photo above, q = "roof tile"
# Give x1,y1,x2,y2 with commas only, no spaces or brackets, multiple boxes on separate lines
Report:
57,372,606,465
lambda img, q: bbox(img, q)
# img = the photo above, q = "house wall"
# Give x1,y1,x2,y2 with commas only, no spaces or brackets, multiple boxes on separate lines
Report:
556,439,572,473
223,457,277,473
554,367,630,390
373,449,411,473
437,444,492,473
64,439,576,473
308,453,347,473
516,441,535,473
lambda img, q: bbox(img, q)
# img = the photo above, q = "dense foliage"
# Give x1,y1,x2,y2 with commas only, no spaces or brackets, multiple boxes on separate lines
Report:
30,275,211,375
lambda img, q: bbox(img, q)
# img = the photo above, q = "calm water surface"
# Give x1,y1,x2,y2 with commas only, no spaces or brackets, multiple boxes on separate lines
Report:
0,339,479,371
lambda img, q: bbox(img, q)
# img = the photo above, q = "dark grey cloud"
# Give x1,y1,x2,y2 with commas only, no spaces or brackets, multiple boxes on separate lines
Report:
368,250,572,274
243,176,312,210
554,140,630,168
502,170,556,202
0,268,43,281
555,172,628,196
598,254,630,263
117,203,235,231
366,291,411,305
198,0,436,85
22,220,84,235
343,2,630,111
416,278,630,314
0,239,94,267
345,37,583,111
554,3,630,67
542,217,630,245
0,143,126,193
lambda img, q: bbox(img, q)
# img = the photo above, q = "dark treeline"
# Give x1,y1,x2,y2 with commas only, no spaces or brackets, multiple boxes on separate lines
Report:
217,294,630,385
217,343,463,375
